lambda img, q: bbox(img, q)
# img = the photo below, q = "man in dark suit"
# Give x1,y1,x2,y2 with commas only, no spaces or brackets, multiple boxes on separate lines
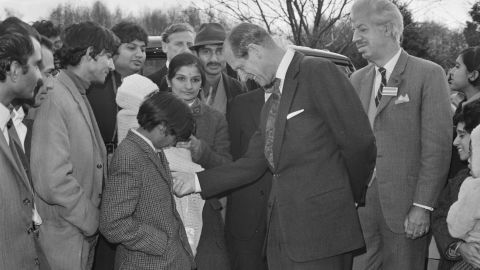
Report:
100,91,196,269
0,19,44,269
191,22,246,117
349,0,452,269
147,23,195,92
173,22,376,270
226,88,270,270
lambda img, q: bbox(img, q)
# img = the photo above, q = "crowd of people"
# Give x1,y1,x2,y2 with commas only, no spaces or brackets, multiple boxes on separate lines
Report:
1,0,480,269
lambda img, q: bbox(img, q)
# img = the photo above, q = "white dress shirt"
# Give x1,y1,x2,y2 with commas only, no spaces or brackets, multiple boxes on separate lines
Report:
12,107,27,151
0,103,10,145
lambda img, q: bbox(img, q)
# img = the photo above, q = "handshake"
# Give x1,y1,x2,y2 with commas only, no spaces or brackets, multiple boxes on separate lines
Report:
172,172,198,197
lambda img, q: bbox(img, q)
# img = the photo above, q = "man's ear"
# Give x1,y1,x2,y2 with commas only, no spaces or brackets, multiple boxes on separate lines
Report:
469,70,479,83
161,41,168,56
8,61,23,82
84,46,94,61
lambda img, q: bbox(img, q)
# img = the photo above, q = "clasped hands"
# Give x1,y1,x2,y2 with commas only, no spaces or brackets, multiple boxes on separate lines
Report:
404,205,430,239
172,171,197,197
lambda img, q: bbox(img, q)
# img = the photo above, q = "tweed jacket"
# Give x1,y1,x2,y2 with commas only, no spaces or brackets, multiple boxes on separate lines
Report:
198,52,376,261
100,130,195,270
30,71,107,269
351,50,453,232
191,100,232,270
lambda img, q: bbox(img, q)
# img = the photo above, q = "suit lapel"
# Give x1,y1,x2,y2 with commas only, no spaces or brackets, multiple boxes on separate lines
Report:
272,52,303,168
0,130,33,193
376,50,408,116
359,65,375,111
128,131,172,187
58,72,102,153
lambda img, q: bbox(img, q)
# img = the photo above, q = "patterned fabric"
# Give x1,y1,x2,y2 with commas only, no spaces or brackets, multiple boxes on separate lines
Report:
264,78,281,168
375,67,387,107
452,260,480,270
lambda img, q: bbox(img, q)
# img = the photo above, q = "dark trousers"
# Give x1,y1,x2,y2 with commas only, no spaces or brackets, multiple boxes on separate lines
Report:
92,234,116,270
266,203,353,270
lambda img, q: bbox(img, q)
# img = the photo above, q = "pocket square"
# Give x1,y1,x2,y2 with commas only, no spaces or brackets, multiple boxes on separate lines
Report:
287,109,304,119
394,94,410,105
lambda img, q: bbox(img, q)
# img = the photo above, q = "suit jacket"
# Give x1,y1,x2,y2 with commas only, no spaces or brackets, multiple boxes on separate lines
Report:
226,89,272,240
192,101,231,270
30,71,107,269
220,72,246,118
198,52,376,261
0,126,39,269
147,66,169,92
100,130,195,270
350,50,452,232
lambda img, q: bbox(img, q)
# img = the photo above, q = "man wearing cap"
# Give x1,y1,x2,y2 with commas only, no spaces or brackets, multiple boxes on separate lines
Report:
148,23,195,92
191,23,246,117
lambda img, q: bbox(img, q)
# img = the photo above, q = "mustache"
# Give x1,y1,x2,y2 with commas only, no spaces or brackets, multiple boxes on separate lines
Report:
206,62,222,67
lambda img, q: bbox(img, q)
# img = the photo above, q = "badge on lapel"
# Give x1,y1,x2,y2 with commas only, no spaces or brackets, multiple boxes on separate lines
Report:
382,86,398,96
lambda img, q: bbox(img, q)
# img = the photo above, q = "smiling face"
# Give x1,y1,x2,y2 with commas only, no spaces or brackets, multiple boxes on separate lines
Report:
223,41,272,87
113,39,146,76
448,55,471,93
169,65,202,104
453,122,471,161
351,9,390,65
87,50,115,83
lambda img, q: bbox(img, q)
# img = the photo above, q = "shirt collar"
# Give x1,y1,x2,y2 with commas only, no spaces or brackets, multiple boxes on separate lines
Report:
12,107,25,125
0,103,10,132
131,128,156,152
63,69,91,95
375,49,401,81
275,48,295,82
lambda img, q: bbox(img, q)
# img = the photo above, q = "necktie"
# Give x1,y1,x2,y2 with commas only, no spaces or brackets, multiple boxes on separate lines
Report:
375,67,387,107
264,78,281,169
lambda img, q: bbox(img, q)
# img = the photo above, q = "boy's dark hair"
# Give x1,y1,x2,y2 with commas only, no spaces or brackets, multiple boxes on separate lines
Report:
462,99,480,133
137,91,194,142
56,21,119,67
0,33,34,81
111,21,148,46
32,20,61,39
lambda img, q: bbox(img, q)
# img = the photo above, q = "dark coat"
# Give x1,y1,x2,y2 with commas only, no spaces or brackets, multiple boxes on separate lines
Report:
198,52,376,262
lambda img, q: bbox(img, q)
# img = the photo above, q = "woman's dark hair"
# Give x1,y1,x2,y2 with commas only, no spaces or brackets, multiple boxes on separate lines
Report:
167,52,206,88
56,21,119,68
459,46,480,87
462,99,480,133
137,91,194,141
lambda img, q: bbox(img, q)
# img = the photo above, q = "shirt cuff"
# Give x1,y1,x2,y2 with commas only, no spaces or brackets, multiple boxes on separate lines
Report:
413,203,434,211
194,173,202,193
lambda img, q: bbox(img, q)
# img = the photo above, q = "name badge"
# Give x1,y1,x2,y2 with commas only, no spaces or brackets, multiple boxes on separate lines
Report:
382,87,398,96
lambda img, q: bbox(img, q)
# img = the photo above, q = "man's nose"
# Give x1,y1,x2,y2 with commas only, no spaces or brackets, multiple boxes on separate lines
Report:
108,58,115,70
352,30,360,43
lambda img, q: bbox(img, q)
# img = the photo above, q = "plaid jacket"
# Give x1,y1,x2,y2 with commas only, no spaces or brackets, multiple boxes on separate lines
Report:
100,130,195,269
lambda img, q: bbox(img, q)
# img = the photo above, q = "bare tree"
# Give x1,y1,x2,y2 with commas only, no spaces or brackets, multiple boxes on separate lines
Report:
205,0,351,48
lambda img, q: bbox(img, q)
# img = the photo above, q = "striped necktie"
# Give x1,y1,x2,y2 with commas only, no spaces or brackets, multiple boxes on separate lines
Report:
375,67,387,107
264,78,281,169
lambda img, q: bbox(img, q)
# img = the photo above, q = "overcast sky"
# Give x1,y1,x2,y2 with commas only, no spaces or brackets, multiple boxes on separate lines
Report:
0,0,473,30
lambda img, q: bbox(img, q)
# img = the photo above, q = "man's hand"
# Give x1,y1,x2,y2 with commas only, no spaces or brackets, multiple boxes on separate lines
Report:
458,242,480,268
404,205,430,239
176,135,203,162
172,172,196,197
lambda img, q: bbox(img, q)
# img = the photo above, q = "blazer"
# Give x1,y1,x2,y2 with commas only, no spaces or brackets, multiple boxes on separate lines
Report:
0,126,39,269
100,130,195,270
351,50,453,233
226,89,272,240
192,101,231,270
198,52,376,261
30,71,107,269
